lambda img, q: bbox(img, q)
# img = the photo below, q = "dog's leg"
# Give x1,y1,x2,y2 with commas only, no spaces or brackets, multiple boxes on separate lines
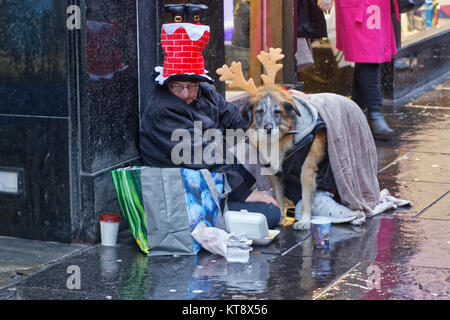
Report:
269,175,285,224
293,130,327,231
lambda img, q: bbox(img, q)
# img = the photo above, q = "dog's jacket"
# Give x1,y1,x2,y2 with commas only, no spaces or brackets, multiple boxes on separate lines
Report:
281,96,336,204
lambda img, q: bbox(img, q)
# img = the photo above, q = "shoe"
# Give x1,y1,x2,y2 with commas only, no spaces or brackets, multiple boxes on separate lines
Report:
295,191,358,224
164,4,187,23
185,4,208,23
368,110,394,138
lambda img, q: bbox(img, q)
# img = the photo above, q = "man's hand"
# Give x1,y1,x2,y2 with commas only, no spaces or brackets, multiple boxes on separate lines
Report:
317,0,332,14
289,89,310,101
245,190,279,207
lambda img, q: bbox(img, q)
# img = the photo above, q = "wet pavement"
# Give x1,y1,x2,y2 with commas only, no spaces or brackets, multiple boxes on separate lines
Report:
0,75,449,301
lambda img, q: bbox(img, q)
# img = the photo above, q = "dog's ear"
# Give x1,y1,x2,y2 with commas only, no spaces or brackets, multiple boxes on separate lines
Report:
240,102,254,128
283,102,301,118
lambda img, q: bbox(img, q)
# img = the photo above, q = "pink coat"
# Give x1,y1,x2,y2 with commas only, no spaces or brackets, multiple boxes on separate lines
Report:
335,0,400,63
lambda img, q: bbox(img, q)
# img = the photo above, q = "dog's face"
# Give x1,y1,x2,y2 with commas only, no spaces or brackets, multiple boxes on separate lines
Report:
241,86,300,134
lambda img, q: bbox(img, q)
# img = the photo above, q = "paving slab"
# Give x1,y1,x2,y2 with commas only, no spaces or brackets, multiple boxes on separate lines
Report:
376,130,450,159
378,179,449,217
409,78,450,108
0,238,87,290
395,218,450,269
382,104,450,131
0,237,86,274
313,261,450,300
373,103,449,171
378,152,450,184
417,191,450,220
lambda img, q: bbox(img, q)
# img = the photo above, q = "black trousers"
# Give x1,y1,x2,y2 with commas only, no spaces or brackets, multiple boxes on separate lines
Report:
352,63,383,109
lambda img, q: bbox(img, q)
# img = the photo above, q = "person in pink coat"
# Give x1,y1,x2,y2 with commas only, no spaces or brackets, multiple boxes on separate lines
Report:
320,0,400,138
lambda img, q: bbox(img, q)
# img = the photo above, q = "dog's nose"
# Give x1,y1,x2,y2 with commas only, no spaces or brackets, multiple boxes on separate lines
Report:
264,124,273,133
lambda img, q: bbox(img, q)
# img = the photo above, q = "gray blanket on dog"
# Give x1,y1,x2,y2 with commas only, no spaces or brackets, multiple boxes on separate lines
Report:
306,93,381,224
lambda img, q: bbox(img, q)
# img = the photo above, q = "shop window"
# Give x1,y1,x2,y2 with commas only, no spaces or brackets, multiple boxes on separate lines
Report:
224,0,251,85
400,0,450,47
223,0,285,99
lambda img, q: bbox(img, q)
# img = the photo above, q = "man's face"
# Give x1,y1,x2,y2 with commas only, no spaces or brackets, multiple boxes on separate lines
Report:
168,81,200,105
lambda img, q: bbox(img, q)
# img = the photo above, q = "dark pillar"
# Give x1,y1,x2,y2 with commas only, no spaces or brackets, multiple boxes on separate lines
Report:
0,0,225,243
0,0,140,243
138,0,163,114
0,0,72,242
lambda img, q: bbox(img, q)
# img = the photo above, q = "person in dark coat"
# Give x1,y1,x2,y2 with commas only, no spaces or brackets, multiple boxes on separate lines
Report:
297,0,328,40
140,78,283,228
140,6,286,227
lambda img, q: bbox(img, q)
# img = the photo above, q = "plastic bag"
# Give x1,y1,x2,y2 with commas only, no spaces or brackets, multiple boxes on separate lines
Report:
191,223,253,263
191,223,230,257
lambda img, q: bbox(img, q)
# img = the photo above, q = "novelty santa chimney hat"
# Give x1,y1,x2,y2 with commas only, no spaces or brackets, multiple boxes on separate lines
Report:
155,4,213,85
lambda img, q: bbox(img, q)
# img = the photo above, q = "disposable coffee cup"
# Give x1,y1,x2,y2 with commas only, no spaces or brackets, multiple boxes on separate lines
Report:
311,217,331,248
100,213,121,246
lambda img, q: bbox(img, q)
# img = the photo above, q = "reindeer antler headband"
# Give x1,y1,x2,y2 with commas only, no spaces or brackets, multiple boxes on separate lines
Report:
216,47,285,96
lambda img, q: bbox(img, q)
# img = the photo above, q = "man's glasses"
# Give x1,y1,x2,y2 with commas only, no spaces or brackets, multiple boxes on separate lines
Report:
169,83,200,93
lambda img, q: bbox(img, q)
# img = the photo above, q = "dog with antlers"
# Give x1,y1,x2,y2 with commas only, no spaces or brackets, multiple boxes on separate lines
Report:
217,48,331,231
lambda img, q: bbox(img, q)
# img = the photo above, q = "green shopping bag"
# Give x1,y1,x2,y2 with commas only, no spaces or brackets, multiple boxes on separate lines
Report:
111,166,150,253
111,166,227,255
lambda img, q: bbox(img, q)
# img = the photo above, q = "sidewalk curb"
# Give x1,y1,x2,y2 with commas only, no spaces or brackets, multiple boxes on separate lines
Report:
0,245,95,291
383,70,450,107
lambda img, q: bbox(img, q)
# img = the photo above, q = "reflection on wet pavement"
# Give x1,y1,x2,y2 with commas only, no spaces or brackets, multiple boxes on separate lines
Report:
1,209,448,300
314,261,450,300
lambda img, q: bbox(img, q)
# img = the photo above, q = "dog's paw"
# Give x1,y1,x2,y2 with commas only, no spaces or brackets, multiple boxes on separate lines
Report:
293,219,311,231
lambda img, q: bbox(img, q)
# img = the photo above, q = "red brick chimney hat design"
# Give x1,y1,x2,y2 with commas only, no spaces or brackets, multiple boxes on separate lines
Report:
155,23,213,84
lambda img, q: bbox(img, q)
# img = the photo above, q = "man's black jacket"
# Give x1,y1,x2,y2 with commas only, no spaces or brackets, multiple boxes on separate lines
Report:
140,82,254,202
297,0,328,40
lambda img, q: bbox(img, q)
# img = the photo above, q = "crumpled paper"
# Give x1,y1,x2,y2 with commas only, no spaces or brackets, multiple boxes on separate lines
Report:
191,222,231,257
191,223,253,262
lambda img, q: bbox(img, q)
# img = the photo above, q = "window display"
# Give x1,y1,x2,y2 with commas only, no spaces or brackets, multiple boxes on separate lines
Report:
224,0,251,90
223,0,285,98
400,0,450,46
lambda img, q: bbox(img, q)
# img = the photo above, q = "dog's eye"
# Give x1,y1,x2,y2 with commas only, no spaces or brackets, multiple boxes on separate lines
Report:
255,109,263,114
274,109,282,115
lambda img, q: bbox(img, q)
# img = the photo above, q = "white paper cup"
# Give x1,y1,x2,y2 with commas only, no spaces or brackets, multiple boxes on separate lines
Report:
311,217,331,248
100,213,121,246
